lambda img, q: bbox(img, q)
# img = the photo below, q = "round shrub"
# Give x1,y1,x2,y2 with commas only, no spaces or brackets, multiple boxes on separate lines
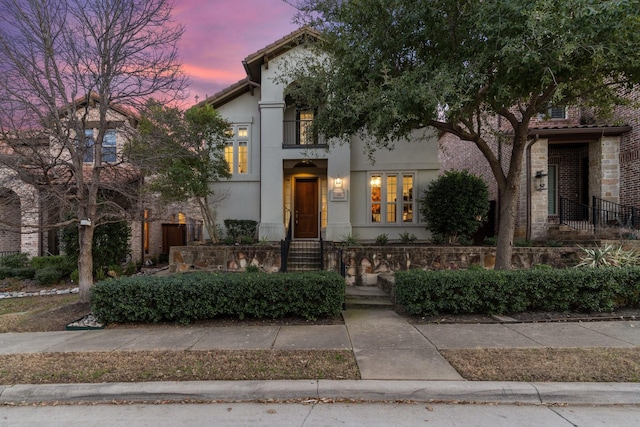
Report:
420,170,489,244
35,267,65,286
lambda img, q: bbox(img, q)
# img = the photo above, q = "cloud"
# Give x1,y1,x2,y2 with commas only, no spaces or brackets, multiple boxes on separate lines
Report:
173,0,299,102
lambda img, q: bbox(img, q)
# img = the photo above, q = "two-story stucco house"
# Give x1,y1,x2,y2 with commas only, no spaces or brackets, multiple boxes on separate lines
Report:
201,27,440,243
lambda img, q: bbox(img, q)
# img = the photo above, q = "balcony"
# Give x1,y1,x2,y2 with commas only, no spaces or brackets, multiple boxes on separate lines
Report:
283,119,325,147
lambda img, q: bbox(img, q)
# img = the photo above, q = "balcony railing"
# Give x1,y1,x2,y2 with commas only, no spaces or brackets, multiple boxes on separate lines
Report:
283,120,324,147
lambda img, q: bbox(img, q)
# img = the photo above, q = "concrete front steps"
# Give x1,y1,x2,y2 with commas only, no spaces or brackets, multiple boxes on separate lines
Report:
345,285,393,310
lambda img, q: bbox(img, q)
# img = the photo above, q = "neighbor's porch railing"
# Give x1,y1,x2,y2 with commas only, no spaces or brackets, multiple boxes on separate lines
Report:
559,196,639,233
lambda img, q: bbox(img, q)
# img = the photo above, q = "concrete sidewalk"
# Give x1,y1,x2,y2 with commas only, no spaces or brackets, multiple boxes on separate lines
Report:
1,309,639,405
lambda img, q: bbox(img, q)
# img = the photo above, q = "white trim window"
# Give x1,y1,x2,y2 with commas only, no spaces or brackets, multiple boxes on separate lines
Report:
82,128,117,163
370,172,415,224
225,124,250,175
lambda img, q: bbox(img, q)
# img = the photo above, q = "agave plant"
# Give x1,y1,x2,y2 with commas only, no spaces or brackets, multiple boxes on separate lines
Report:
576,244,639,268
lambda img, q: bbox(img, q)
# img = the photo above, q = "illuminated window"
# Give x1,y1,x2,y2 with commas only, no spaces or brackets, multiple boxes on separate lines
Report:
298,110,315,145
369,172,415,224
225,124,250,174
178,212,186,224
238,141,247,174
224,142,234,173
143,209,150,254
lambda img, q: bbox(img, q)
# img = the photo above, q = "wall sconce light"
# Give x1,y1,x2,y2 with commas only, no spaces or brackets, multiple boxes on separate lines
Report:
334,175,343,188
535,170,548,191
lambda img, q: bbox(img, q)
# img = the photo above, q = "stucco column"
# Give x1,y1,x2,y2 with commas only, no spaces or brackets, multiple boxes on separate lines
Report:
325,141,352,241
258,100,286,240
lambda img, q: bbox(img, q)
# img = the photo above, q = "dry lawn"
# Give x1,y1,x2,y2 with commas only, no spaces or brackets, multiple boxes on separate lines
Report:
441,348,640,382
2,295,640,383
0,350,359,384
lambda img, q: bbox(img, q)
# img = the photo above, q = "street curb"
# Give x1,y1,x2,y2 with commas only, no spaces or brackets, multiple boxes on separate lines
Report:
2,381,640,405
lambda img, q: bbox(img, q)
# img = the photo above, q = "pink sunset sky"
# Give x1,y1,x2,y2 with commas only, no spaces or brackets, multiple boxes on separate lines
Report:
172,0,300,104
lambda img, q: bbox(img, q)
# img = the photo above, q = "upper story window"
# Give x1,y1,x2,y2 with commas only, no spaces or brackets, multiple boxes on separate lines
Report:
539,105,567,120
225,124,250,175
283,108,318,146
370,172,415,224
82,128,117,163
549,106,567,119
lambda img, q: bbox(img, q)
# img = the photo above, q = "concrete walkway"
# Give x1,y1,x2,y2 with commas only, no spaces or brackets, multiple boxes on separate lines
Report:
1,310,639,405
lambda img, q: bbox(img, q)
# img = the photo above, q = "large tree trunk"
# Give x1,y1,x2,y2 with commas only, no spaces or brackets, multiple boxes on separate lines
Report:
494,185,518,269
77,224,95,304
493,130,529,270
198,196,218,243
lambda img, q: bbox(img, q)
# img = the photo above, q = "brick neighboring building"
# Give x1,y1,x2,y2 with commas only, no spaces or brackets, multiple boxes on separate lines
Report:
440,100,639,241
0,96,205,262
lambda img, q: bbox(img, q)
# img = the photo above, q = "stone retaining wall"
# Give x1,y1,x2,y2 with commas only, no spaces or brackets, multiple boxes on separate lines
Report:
169,244,585,285
169,244,282,273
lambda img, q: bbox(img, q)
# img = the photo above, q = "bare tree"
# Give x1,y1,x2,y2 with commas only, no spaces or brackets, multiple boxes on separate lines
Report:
0,0,186,303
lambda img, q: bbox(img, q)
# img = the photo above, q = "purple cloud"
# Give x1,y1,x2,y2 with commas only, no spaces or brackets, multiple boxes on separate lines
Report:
173,0,299,104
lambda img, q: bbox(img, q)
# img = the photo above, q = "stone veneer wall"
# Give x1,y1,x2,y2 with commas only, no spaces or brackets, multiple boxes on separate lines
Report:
169,244,282,273
169,244,583,286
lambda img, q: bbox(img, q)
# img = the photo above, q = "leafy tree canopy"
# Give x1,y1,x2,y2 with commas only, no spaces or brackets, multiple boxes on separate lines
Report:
287,0,640,268
129,101,231,241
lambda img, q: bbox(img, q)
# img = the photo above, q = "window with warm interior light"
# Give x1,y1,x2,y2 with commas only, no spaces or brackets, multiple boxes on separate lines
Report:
225,124,250,174
370,172,415,224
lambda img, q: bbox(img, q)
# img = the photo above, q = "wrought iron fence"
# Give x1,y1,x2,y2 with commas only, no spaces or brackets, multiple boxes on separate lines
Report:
283,119,322,146
559,196,639,233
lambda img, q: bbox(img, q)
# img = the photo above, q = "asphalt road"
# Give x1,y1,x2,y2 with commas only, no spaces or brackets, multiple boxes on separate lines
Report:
2,401,640,426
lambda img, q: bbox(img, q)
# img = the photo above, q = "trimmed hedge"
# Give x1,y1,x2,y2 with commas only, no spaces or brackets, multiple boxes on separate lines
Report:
30,255,75,275
396,267,640,316
90,271,345,324
0,266,36,280
34,267,66,286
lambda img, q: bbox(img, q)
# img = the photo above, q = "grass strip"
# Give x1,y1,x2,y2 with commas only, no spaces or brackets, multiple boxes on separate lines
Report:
441,348,640,382
0,350,359,384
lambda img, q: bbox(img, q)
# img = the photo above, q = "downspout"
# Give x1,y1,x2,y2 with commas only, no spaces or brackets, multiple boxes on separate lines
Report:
525,134,539,241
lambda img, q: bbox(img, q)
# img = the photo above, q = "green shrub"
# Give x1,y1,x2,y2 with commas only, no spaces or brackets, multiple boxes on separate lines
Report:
61,220,130,273
375,233,389,245
483,237,497,246
0,265,35,280
340,232,361,246
123,261,137,276
239,235,255,245
245,265,261,273
0,267,14,280
395,267,640,316
576,244,640,268
30,256,75,275
420,170,489,244
224,219,258,242
35,267,65,286
91,271,345,324
399,232,417,244
0,253,29,268
514,238,533,247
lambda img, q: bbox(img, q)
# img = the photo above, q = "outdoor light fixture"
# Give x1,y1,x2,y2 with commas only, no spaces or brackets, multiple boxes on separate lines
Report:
334,175,343,188
535,170,548,191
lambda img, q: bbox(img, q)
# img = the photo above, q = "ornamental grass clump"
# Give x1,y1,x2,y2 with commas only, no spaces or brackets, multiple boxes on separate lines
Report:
576,244,640,268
